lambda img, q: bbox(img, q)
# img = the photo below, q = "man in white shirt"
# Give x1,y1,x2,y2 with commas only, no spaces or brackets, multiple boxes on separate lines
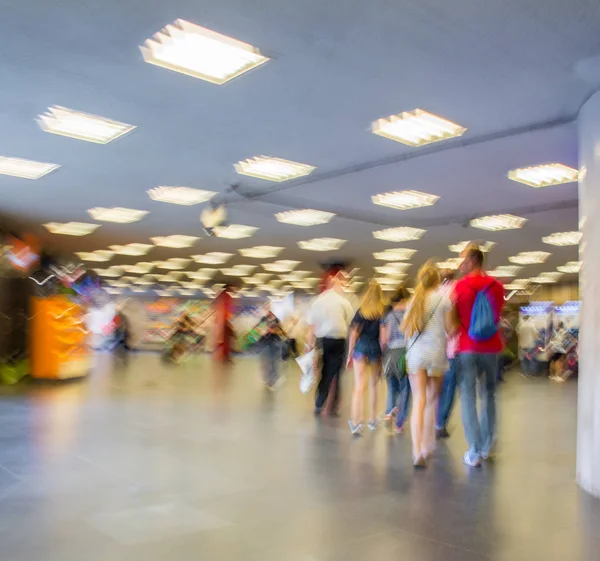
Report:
517,315,538,377
307,273,354,416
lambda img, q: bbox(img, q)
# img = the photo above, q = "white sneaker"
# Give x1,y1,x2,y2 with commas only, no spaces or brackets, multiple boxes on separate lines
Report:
463,452,481,467
348,421,363,436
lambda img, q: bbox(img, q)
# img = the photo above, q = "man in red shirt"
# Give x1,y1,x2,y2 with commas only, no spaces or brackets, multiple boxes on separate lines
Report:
454,248,504,467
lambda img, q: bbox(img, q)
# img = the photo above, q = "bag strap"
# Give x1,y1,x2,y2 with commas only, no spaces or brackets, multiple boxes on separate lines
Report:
406,296,442,354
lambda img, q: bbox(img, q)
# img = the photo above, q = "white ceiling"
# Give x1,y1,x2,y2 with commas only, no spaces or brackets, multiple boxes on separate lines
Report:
1,0,596,284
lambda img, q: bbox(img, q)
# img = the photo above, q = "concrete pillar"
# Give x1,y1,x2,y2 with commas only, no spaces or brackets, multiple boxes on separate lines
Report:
576,90,600,497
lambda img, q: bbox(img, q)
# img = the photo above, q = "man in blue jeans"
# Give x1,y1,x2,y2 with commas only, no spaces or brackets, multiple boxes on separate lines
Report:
454,248,505,467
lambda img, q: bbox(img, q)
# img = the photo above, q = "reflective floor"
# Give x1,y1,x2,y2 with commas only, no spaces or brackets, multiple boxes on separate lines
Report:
0,353,598,561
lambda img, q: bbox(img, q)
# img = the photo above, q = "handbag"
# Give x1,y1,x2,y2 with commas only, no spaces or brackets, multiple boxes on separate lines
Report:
400,296,442,377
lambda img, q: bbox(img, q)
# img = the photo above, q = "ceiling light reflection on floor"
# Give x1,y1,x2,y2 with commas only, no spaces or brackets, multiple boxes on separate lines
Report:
87,207,148,223
44,222,99,236
235,156,315,182
470,214,527,231
509,251,551,265
298,238,346,251
508,163,578,188
140,19,269,85
373,226,426,242
148,186,217,206
37,106,136,144
0,156,60,179
372,190,439,210
275,209,335,226
542,231,582,246
372,109,466,147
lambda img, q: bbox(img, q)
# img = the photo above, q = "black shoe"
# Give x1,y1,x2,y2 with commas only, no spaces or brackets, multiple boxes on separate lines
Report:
436,427,450,439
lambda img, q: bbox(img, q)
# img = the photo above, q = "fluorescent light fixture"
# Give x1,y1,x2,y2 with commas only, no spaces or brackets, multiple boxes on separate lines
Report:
372,109,466,147
373,248,416,261
235,156,315,182
275,209,335,226
243,277,263,285
448,241,495,253
509,252,551,265
232,264,257,274
254,273,273,282
542,231,582,246
540,272,563,281
160,272,185,281
151,235,199,248
177,289,197,296
155,289,174,297
298,237,346,251
155,258,191,270
373,263,411,275
187,270,216,281
221,268,247,277
373,226,425,242
44,222,99,236
504,282,530,290
133,278,154,285
121,262,155,274
107,280,130,288
94,267,123,278
87,207,148,223
530,276,556,284
192,252,233,265
470,214,527,231
437,259,463,270
488,266,524,277
239,246,283,258
147,186,217,206
372,190,439,210
375,277,401,286
109,243,153,256
213,224,258,239
279,271,311,282
262,260,301,273
508,163,578,188
75,250,114,262
105,288,122,295
37,106,136,144
557,261,582,274
140,19,269,85
0,156,60,179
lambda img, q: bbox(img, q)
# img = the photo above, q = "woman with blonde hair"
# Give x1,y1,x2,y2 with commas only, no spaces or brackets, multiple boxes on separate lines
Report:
402,261,455,467
347,281,386,435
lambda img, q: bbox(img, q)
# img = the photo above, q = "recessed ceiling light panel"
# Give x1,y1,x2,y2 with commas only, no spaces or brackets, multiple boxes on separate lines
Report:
37,106,136,144
372,109,466,147
275,209,335,226
191,252,233,264
75,250,114,262
0,156,60,179
109,243,153,256
235,156,315,182
297,238,346,251
470,214,527,231
372,190,439,210
239,246,284,258
87,207,148,223
213,224,258,239
488,265,524,277
448,241,495,253
373,248,416,261
151,235,199,248
147,186,217,206
372,226,426,242
44,222,99,236
140,19,269,85
557,261,582,274
542,231,582,246
262,260,301,273
509,252,551,265
508,163,578,188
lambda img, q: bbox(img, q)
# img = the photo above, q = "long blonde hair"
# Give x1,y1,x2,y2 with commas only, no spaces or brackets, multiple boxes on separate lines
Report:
402,261,441,338
359,281,385,320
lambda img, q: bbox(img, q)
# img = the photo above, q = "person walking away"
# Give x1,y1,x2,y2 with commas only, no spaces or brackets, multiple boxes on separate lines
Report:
549,322,571,382
436,269,458,439
402,262,454,467
517,315,538,377
454,248,505,467
382,287,411,434
347,281,386,435
307,273,354,417
256,305,287,390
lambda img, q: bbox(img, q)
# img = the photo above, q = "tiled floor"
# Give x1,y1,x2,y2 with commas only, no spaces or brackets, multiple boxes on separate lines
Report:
0,353,598,561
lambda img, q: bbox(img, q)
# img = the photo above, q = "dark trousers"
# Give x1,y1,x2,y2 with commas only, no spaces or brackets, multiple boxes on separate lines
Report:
315,338,346,411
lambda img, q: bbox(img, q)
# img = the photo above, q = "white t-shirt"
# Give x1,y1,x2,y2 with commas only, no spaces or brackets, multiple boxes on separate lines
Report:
306,289,354,339
518,321,538,349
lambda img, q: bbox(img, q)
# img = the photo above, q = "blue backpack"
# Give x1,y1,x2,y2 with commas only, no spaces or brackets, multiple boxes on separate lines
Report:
468,283,498,341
